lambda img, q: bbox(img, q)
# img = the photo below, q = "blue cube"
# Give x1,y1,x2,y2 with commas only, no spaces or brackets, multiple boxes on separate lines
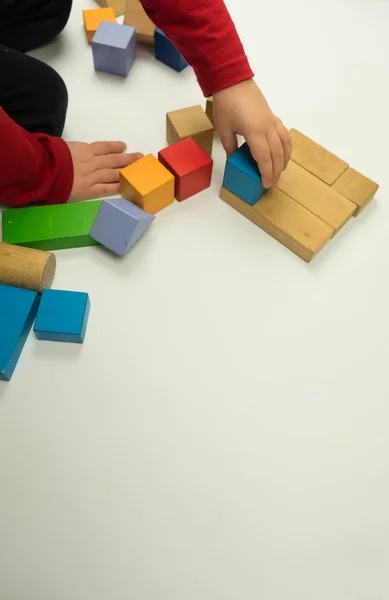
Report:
90,198,155,256
222,143,267,206
154,29,187,72
92,21,136,77
0,284,40,381
34,290,91,344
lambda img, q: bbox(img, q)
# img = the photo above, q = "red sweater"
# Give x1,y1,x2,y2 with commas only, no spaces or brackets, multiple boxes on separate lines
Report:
0,0,253,208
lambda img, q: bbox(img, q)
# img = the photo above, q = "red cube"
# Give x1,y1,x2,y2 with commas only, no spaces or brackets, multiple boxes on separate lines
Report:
158,137,213,201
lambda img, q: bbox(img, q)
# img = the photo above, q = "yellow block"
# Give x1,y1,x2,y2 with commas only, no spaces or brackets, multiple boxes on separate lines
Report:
220,186,333,263
167,106,214,155
120,154,174,214
290,128,349,185
332,167,379,215
277,160,356,233
82,7,116,44
124,0,155,44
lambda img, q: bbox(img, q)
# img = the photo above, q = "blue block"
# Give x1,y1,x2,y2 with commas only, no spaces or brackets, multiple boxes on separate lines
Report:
222,143,267,206
154,29,187,72
34,290,91,344
92,21,136,77
90,198,155,255
0,284,40,382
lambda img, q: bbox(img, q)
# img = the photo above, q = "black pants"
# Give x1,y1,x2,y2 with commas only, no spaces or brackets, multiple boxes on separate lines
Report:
0,0,72,137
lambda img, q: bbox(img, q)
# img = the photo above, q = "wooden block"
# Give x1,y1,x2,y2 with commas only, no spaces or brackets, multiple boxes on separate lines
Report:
276,160,356,232
120,154,174,214
158,137,213,201
166,106,213,155
205,97,214,126
332,167,379,215
124,0,155,44
290,128,349,185
34,289,91,344
82,7,116,44
154,29,187,72
92,21,136,77
90,198,155,255
220,186,333,262
0,243,56,293
222,142,267,206
95,0,126,16
2,201,103,251
0,284,40,381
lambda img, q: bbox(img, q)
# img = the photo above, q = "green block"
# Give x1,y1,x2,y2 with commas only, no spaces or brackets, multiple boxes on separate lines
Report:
2,201,104,251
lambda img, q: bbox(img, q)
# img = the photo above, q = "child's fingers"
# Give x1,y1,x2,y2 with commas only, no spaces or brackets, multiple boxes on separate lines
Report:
276,122,292,170
94,152,142,171
90,141,127,156
246,133,273,188
93,169,121,184
266,130,284,186
90,182,121,198
218,128,238,157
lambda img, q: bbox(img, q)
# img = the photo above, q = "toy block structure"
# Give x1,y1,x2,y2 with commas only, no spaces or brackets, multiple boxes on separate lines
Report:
205,97,214,126
166,106,213,156
222,142,267,205
154,29,187,72
82,7,116,44
2,201,103,251
220,129,379,262
90,198,155,255
95,0,126,16
158,137,213,201
0,284,40,381
120,154,174,214
0,243,56,293
34,290,91,344
92,21,136,77
124,0,155,45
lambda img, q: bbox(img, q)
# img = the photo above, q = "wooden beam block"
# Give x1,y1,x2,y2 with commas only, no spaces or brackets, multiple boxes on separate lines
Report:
34,290,91,344
276,160,356,233
332,167,379,215
124,0,155,44
95,0,126,16
2,201,103,251
290,128,349,185
82,8,116,44
120,154,174,214
220,186,333,262
166,106,213,155
205,97,214,126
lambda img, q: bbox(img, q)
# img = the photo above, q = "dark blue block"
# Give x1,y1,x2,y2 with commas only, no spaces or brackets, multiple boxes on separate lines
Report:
34,289,91,344
0,284,40,382
92,21,136,77
222,143,268,206
154,29,187,72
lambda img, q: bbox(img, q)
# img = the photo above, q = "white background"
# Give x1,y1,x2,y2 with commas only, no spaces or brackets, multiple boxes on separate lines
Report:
1,0,389,597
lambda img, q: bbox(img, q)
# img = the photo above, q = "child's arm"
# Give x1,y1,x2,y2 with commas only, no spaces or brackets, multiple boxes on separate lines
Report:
141,0,291,187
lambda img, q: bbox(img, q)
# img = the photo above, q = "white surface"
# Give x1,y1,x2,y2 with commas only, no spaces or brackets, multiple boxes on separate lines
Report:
1,0,389,598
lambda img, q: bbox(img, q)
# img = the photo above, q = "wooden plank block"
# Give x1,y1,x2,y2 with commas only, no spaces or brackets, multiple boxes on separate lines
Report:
124,0,155,44
166,106,213,155
95,0,126,16
290,128,349,185
332,167,379,215
220,186,333,262
276,160,356,232
0,284,40,381
34,289,91,344
2,201,103,251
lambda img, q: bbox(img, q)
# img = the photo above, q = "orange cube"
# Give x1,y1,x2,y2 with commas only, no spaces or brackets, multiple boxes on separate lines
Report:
120,155,174,214
82,8,116,44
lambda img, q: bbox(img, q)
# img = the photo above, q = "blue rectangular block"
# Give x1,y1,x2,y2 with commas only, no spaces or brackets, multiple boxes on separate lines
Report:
90,198,155,255
222,143,267,206
154,29,187,72
0,284,40,382
92,21,136,77
34,289,91,344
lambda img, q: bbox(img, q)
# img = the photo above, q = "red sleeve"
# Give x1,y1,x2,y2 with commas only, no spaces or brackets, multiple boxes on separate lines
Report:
140,0,254,97
0,108,74,208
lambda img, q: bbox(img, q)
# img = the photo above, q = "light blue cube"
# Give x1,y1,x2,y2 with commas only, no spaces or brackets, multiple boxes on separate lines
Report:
154,29,187,72
34,290,91,344
222,143,267,206
0,284,40,381
92,21,136,77
90,198,155,256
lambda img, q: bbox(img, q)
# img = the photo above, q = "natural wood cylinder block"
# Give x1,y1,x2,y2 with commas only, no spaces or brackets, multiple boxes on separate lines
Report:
0,243,56,293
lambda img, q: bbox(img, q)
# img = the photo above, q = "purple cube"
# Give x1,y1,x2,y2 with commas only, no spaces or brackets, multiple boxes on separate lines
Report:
90,198,155,255
92,21,136,77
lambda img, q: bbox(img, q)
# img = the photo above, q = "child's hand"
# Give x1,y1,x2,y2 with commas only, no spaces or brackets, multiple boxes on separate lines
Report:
213,79,291,188
67,141,143,202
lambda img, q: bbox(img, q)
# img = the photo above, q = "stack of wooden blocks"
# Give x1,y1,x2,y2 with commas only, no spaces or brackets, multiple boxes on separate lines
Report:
220,129,379,262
